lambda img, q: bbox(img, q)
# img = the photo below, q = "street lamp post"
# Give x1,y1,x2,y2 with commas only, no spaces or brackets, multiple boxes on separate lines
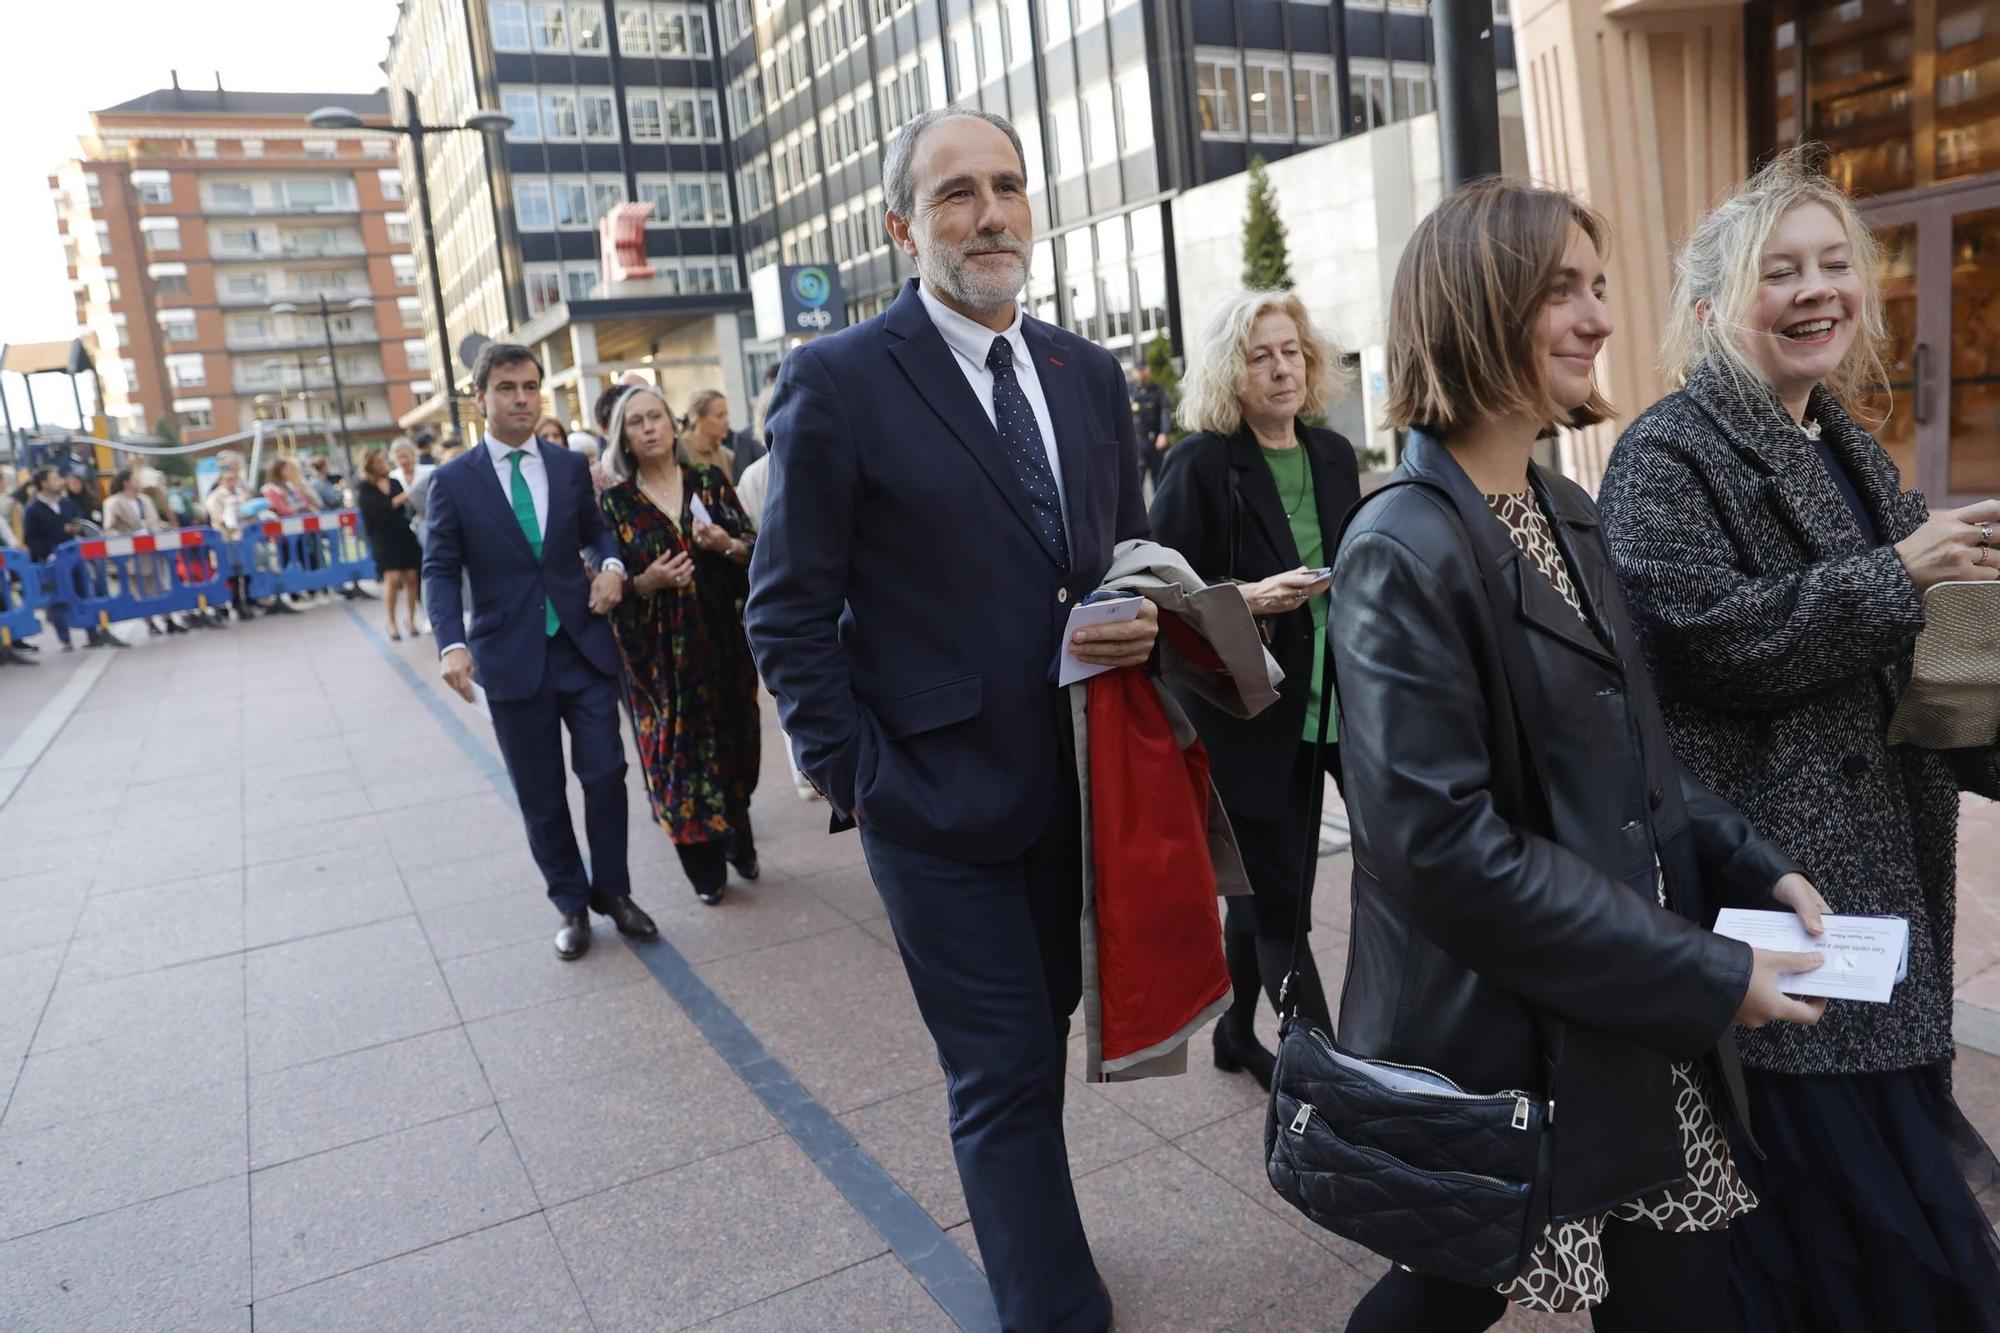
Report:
308,98,513,442
273,295,372,480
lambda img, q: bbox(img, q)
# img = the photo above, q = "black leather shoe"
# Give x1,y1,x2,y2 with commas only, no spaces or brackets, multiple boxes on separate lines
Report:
554,912,591,960
728,850,759,882
600,896,658,939
1212,1018,1277,1091
694,880,726,907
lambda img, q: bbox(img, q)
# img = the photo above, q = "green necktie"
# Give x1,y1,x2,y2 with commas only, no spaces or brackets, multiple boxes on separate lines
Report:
507,449,560,637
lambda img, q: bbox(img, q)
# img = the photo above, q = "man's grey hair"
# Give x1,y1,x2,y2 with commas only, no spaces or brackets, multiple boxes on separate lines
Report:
882,108,1027,220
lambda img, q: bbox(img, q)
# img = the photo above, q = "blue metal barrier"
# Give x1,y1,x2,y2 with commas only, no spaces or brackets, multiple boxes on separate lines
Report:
236,510,375,600
0,547,45,648
50,527,230,632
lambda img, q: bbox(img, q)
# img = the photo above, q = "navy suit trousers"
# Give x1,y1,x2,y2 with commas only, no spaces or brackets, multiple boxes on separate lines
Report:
859,765,1109,1333
486,629,630,915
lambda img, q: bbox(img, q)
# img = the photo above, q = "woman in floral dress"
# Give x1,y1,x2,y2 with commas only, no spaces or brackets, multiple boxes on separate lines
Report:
600,383,762,904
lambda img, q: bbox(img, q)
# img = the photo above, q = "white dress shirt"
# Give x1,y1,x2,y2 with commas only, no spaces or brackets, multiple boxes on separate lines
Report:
916,284,1069,526
438,435,621,659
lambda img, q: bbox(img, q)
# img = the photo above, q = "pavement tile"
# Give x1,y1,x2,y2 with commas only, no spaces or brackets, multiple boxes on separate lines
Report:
690,1253,953,1331
246,918,457,1072
844,1077,1164,1229
1225,1260,1388,1332
243,786,377,841
250,1027,492,1170
1073,1145,1324,1332
442,931,651,1022
548,1138,887,1331
398,846,548,912
252,1215,592,1333
1175,1104,1386,1269
382,793,528,870
0,879,86,960
777,850,881,918
3,1015,247,1134
464,977,706,1100
0,1078,245,1241
0,944,66,1065
76,868,241,931
92,841,242,894
364,766,504,813
700,926,939,1113
60,893,244,987
0,1176,249,1332
242,848,413,949
502,1041,783,1206
250,1105,540,1299
419,888,568,961
32,952,242,1056
638,877,850,965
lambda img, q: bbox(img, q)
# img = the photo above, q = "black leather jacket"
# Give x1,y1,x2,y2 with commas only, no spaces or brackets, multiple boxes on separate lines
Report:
1329,433,1797,1219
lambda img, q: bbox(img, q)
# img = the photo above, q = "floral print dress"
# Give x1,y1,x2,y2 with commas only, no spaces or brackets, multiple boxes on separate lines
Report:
600,464,762,846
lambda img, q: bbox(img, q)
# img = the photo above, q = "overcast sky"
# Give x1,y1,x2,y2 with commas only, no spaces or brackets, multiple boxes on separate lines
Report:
0,0,402,433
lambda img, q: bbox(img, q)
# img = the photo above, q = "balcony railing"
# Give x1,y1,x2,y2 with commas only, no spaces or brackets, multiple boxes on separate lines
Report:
211,239,367,261
223,329,379,352
201,199,360,217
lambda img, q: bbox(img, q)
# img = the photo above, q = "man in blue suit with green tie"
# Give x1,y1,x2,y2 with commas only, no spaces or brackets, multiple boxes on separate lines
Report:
422,343,657,961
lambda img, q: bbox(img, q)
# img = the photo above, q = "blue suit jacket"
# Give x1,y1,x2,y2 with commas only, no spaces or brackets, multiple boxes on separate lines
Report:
421,439,621,702
745,279,1149,863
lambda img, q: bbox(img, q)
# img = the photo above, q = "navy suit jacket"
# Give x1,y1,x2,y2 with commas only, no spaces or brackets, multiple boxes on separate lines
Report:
421,439,621,702
745,279,1149,863
23,496,82,563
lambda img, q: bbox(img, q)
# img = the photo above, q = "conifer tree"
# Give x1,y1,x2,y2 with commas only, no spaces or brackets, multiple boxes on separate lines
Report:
1241,155,1295,291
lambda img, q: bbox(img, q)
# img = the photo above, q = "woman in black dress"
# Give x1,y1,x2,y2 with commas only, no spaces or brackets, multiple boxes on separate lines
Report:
354,447,423,640
1149,287,1360,1087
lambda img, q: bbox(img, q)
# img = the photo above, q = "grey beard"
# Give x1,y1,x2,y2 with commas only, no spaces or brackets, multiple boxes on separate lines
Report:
917,238,1027,313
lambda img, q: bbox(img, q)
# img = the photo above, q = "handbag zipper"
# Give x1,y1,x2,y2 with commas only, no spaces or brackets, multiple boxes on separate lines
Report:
1284,1104,1532,1192
1311,1031,1537,1110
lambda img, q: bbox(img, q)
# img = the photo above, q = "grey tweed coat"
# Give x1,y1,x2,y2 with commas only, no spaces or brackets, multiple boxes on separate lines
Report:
1598,362,2000,1077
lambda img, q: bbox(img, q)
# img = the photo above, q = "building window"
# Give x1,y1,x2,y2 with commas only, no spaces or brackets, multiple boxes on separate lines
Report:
1082,81,1117,166
391,254,417,285
622,92,661,141
150,263,190,297
618,5,654,52
502,89,542,140
194,139,218,158
1244,57,1292,138
563,267,597,301
377,169,404,201
160,311,198,342
1196,54,1244,135
581,91,619,140
491,1,531,49
525,264,563,314
396,296,422,324
242,139,265,157
515,179,553,229
140,218,181,254
364,139,394,158
223,272,267,299
166,354,206,389
304,140,339,158
571,3,606,49
403,337,431,370
174,400,215,429
386,211,412,244
1115,66,1154,153
636,174,675,222
553,178,592,228
542,91,579,139
591,180,624,221
1294,61,1337,140
531,2,569,48
674,179,711,224
133,173,173,205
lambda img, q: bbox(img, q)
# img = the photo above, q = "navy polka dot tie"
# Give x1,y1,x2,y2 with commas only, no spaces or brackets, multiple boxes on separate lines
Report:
987,336,1070,567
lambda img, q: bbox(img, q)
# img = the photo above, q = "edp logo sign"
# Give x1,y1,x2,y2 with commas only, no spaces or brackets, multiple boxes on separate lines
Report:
782,265,846,334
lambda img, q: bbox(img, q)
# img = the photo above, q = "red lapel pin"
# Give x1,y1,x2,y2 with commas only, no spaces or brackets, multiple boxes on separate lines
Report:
1048,356,1064,367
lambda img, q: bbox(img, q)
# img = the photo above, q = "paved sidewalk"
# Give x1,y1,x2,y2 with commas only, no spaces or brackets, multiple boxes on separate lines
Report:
0,607,1994,1331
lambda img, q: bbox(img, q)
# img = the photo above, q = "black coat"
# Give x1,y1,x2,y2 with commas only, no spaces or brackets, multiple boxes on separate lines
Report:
1331,432,1796,1220
1599,364,2000,1077
1149,423,1360,810
22,495,82,562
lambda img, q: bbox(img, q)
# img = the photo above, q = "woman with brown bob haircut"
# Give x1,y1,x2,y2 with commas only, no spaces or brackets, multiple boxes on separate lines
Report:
1328,179,1828,1329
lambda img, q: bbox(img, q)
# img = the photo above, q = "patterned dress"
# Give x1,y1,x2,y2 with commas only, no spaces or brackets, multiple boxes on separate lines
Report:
1483,489,1757,1314
600,465,762,846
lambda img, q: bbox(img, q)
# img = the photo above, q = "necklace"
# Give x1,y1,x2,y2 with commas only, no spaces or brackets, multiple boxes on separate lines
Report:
1800,417,1822,441
1268,443,1310,519
637,467,683,524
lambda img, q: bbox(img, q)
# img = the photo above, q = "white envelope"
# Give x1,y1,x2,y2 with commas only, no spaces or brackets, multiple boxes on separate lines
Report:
1711,909,1910,1005
1054,594,1144,687
689,495,714,529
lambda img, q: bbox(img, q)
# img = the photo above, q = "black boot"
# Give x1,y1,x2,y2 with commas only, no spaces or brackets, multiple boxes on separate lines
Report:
1213,928,1277,1089
727,824,759,881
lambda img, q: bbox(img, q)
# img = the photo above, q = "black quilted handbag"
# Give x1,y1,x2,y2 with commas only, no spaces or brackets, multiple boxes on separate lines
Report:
1262,478,1556,1287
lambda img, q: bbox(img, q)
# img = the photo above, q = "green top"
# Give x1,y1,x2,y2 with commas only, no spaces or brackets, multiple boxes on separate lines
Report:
1260,442,1334,740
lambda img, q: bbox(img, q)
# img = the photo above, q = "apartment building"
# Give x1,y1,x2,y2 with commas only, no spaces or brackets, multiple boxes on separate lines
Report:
383,0,1512,419
49,81,429,447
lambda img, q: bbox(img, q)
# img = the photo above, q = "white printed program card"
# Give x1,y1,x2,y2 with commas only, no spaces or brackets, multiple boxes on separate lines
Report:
1054,594,1144,687
688,495,714,529
1711,909,1910,1004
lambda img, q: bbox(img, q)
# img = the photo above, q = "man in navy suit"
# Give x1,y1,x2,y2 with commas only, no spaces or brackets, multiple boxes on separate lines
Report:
745,109,1156,1332
423,343,657,961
